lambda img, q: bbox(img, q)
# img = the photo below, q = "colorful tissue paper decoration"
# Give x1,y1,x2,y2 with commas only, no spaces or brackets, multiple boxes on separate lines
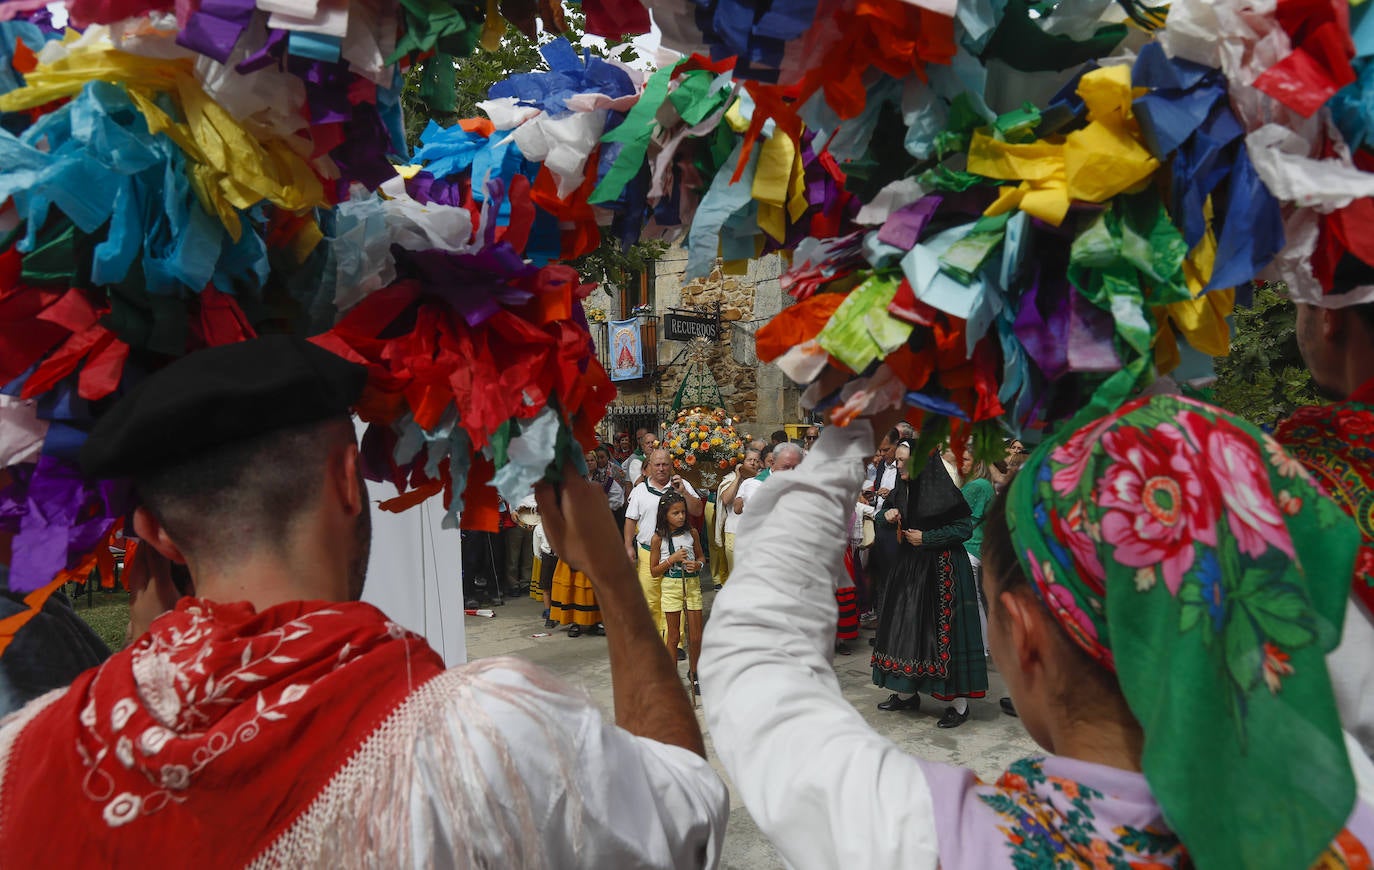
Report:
0,0,631,645
662,406,743,489
550,0,1372,447
1159,0,1374,305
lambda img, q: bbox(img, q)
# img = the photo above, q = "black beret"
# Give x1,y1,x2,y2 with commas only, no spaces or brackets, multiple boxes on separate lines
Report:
80,335,367,479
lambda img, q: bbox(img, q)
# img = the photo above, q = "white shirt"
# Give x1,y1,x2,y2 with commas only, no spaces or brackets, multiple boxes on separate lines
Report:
712,472,738,546
700,421,942,870
868,463,897,513
728,477,762,534
405,659,729,867
626,479,700,548
532,522,553,557
626,454,646,486
605,478,626,512
1330,597,1374,758
721,474,753,536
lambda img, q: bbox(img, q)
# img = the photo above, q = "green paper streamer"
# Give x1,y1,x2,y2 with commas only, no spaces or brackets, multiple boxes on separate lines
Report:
816,274,912,372
419,52,458,114
940,212,1011,284
668,69,731,127
22,220,89,287
590,59,685,205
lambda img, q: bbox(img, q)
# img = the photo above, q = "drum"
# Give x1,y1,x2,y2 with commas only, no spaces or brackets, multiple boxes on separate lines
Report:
515,506,540,529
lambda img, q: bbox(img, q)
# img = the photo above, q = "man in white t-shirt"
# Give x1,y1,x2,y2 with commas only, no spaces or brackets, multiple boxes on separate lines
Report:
625,449,703,636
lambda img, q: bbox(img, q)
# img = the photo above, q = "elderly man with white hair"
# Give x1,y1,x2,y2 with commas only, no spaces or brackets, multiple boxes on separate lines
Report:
731,443,805,564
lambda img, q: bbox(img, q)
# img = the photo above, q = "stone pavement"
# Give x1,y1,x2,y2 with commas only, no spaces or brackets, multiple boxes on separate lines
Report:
464,586,1040,869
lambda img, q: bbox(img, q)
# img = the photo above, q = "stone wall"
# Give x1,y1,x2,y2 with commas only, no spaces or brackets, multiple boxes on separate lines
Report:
593,244,803,435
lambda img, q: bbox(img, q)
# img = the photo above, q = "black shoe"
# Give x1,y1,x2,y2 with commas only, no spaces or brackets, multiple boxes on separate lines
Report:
677,647,687,661
544,618,557,629
688,671,700,696
591,623,606,636
999,697,1018,717
868,637,877,647
568,625,582,638
877,693,920,712
835,642,852,655
937,706,970,728
712,583,723,591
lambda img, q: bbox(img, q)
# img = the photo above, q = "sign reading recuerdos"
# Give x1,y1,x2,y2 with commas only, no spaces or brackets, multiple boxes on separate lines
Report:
663,313,718,342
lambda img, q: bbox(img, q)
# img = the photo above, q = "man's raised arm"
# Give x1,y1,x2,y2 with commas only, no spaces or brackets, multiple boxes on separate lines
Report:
539,474,704,756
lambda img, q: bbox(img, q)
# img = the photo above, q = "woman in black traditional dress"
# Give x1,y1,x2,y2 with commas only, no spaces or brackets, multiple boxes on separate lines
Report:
870,447,988,727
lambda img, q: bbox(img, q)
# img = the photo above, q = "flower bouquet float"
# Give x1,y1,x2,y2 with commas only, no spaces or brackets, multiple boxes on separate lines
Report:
663,407,744,491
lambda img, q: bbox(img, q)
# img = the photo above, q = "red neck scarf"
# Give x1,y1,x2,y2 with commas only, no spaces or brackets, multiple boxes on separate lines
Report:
1276,377,1374,612
0,598,444,867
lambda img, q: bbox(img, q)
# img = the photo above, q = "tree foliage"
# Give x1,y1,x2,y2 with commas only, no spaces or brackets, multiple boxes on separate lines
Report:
398,15,663,288
1210,285,1320,427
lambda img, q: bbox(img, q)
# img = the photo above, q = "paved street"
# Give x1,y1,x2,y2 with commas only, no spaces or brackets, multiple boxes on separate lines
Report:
464,586,1039,868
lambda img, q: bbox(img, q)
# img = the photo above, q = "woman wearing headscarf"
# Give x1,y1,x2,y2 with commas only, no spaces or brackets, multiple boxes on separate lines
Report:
700,395,1374,869
871,446,988,727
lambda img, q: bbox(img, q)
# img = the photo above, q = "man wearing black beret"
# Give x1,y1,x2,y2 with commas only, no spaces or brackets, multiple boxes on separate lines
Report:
0,335,726,867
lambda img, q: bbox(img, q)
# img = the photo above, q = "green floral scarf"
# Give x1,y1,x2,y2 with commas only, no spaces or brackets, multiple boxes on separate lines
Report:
1006,394,1359,870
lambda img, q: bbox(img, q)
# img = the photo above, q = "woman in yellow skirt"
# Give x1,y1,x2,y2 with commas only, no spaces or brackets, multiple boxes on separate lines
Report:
548,558,605,637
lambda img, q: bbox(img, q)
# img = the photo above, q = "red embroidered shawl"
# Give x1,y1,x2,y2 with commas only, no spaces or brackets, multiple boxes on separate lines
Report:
0,598,444,866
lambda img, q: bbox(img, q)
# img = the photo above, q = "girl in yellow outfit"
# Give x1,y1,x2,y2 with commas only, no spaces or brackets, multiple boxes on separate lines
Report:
651,493,704,695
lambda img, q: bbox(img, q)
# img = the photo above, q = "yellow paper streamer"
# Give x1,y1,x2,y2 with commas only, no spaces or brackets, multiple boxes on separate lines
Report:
753,131,797,242
480,0,506,51
0,38,327,241
970,64,1159,227
1154,203,1234,370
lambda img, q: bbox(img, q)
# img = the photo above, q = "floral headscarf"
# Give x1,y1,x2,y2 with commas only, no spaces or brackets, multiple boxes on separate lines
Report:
1006,394,1359,870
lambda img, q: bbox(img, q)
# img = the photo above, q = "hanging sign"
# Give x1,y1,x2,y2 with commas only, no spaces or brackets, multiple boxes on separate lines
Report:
663,313,719,342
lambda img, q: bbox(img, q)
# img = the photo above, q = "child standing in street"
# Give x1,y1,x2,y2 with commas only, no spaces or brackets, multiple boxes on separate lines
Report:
651,492,704,696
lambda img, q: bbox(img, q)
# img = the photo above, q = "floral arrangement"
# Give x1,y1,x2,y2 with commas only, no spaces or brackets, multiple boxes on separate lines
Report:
663,408,744,487
585,306,608,323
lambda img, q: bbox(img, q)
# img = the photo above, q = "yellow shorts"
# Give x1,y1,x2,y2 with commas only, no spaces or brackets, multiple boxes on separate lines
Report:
661,573,702,613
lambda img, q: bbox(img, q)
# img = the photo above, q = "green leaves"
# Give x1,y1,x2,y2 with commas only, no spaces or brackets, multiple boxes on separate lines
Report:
1212,284,1319,427
1244,582,1317,650
1177,576,1206,638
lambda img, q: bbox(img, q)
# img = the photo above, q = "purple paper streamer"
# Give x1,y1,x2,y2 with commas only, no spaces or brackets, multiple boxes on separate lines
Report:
396,243,538,328
7,455,125,593
1066,290,1121,372
177,0,254,64
877,194,943,250
1013,271,1069,381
